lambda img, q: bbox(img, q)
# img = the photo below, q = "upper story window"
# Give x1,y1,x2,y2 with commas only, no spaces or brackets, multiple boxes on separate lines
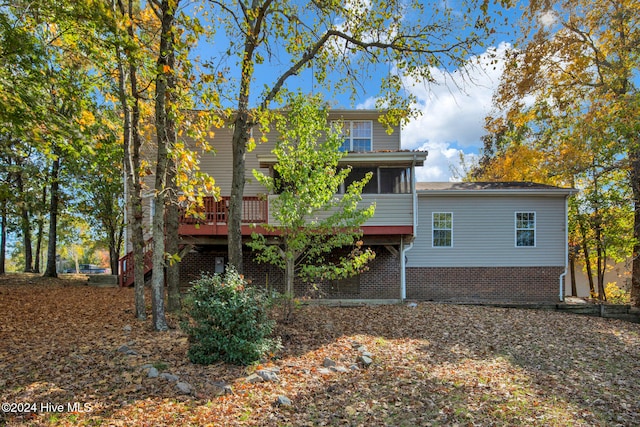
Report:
432,212,453,247
515,212,536,247
335,120,372,152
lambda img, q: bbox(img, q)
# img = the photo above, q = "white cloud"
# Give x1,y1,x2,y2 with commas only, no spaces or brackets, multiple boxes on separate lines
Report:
399,43,511,181
413,141,478,182
402,43,510,146
353,43,511,181
538,10,558,28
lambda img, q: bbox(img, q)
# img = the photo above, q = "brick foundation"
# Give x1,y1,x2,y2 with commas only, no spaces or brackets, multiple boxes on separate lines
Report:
406,266,563,303
180,245,401,299
181,249,563,302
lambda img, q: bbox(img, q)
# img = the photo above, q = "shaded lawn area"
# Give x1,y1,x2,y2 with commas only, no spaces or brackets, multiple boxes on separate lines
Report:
1,273,639,426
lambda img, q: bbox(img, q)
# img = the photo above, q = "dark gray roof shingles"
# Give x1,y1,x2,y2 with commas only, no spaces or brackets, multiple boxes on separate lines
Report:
416,181,571,191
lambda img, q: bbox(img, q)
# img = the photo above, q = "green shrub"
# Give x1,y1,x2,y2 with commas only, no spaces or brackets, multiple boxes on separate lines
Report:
181,267,281,366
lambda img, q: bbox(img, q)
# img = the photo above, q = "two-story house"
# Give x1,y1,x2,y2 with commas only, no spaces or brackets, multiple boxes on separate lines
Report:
119,110,575,303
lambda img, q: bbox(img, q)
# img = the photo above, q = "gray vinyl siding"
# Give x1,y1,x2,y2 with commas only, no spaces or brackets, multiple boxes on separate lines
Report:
186,127,273,197
328,112,400,151
188,114,400,196
267,193,413,226
364,194,413,226
406,194,568,268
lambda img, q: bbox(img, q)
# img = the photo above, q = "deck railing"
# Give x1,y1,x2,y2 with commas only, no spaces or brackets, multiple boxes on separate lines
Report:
179,196,267,225
119,197,268,286
118,238,153,287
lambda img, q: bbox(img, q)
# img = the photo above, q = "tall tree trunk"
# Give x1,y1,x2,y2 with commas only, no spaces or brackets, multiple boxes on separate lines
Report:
43,153,60,278
166,199,181,312
115,0,146,320
630,150,640,307
228,28,261,274
16,170,33,272
33,185,47,274
21,208,33,272
594,221,606,300
109,226,121,275
166,157,180,312
150,0,179,331
579,221,595,297
0,200,6,275
228,121,248,273
569,246,577,297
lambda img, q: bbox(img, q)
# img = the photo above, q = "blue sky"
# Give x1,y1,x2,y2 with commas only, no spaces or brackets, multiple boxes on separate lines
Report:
189,1,520,182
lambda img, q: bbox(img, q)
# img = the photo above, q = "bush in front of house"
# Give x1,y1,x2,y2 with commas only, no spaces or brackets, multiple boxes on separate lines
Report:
181,267,281,366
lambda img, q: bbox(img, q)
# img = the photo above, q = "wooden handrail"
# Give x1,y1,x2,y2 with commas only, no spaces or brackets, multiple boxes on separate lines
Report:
179,196,267,225
119,196,268,287
118,238,153,287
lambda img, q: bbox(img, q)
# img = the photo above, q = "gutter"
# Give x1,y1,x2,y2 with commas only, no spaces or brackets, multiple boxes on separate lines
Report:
559,194,570,302
400,154,418,301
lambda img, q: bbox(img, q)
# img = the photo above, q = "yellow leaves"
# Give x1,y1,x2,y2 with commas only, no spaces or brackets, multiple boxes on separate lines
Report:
76,110,96,131
248,136,257,151
511,110,535,129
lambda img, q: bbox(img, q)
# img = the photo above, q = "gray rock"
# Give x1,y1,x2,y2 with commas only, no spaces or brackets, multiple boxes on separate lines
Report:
356,345,368,354
357,355,373,367
331,366,350,373
244,373,264,383
122,325,132,332
117,344,137,355
361,351,373,359
276,395,292,406
317,368,332,375
147,367,159,378
349,364,360,371
323,357,337,368
140,363,154,370
176,381,192,395
160,373,179,382
210,381,233,396
256,369,279,382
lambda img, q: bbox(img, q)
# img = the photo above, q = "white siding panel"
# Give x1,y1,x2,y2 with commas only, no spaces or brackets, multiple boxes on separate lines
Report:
407,195,568,267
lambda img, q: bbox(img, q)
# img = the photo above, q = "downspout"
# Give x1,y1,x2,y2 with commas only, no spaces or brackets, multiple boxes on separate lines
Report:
400,154,418,301
559,194,569,302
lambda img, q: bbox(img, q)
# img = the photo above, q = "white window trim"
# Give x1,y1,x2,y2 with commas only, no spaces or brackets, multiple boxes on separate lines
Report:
432,212,453,248
334,120,373,152
515,211,536,248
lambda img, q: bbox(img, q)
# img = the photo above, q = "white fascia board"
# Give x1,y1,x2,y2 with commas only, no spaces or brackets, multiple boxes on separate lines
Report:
257,151,428,167
416,188,577,197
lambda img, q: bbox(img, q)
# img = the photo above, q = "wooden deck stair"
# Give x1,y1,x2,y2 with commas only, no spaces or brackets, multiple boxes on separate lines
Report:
118,238,153,287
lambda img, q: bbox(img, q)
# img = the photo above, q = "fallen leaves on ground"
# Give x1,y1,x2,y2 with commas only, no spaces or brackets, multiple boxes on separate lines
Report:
1,273,639,426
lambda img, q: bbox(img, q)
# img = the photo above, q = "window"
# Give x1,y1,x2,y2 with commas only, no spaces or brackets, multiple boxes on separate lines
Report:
335,120,372,152
433,212,453,247
516,212,536,247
